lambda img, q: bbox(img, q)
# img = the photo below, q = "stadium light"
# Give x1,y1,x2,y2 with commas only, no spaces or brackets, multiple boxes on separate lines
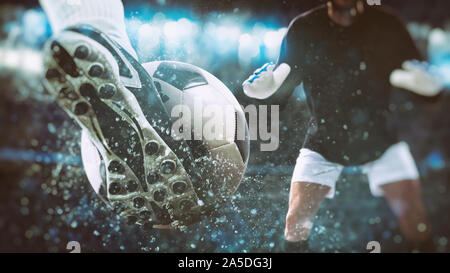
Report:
0,47,43,74
238,33,260,65
163,20,180,41
138,23,161,50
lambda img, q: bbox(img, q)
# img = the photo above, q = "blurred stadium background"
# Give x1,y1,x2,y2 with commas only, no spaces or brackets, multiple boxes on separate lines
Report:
0,0,449,252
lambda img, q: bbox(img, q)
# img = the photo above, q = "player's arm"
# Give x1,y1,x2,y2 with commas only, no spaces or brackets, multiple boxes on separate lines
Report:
389,15,444,97
242,23,303,106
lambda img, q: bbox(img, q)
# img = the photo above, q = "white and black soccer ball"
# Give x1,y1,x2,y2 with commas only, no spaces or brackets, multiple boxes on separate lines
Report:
81,61,249,226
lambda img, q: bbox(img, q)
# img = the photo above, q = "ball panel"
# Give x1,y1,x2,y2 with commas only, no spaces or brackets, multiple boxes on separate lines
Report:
154,80,183,114
142,61,163,76
207,142,246,197
144,61,209,91
234,109,250,165
143,60,244,115
80,129,103,194
181,85,236,149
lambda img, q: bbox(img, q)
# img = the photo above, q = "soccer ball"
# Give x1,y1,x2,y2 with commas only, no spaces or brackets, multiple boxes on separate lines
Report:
81,61,249,228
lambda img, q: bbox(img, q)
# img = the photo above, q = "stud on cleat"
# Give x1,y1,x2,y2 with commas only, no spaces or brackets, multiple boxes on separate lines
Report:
112,202,127,213
74,45,89,59
98,83,116,99
153,189,166,202
51,41,80,77
88,63,104,77
58,87,78,100
150,201,171,224
45,68,61,80
180,200,194,211
51,42,60,52
108,182,122,195
172,181,187,195
125,180,138,192
74,102,89,115
160,160,176,175
108,160,125,174
79,83,96,98
145,141,159,155
139,210,152,221
147,172,159,184
132,197,146,208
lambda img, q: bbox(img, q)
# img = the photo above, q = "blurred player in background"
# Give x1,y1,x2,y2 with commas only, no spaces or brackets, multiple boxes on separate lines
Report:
243,0,445,251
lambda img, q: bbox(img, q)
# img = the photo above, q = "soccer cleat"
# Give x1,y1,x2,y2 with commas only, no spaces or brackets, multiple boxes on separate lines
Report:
42,25,204,229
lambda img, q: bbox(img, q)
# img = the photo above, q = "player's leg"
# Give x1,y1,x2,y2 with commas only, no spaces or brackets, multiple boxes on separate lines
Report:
40,0,137,59
285,149,343,242
285,182,331,242
380,179,431,243
364,142,432,244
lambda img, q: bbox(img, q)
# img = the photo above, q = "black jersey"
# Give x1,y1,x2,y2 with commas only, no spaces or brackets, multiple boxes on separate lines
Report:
272,5,422,166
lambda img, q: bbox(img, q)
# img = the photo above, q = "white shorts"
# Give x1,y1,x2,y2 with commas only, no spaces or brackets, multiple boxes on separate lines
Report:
291,142,420,198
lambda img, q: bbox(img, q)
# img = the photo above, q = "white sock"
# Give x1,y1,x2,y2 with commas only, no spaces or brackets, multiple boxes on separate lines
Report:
39,0,138,59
